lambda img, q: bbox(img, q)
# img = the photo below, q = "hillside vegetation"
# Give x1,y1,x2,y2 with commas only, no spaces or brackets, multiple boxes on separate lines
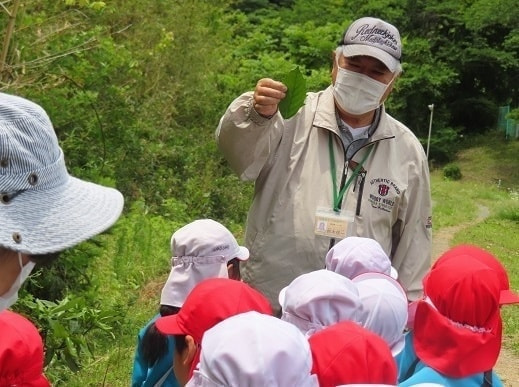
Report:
0,0,517,384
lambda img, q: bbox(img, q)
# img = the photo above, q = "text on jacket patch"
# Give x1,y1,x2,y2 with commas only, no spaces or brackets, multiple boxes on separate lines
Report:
368,178,400,213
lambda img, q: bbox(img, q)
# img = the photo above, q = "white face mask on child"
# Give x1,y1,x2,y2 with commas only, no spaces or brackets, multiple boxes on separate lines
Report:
0,252,35,311
333,65,392,116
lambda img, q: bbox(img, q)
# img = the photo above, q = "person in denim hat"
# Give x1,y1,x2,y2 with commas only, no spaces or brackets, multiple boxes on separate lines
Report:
0,92,123,312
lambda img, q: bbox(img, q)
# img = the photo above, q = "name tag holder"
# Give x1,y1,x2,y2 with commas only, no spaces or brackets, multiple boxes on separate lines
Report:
314,207,354,239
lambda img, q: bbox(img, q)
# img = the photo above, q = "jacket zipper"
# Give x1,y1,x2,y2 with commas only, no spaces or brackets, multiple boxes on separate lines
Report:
356,171,366,215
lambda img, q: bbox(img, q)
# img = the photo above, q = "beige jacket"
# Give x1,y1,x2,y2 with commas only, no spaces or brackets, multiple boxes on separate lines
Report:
216,86,432,307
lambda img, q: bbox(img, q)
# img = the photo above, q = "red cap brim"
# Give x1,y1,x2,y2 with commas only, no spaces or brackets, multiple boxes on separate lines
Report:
500,289,519,305
155,314,184,335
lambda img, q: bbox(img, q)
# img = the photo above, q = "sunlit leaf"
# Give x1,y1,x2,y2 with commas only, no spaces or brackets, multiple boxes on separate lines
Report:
279,66,306,119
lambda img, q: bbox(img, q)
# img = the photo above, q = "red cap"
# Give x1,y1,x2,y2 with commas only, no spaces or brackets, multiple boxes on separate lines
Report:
434,244,519,305
0,310,50,387
156,278,272,378
309,321,397,387
414,257,502,377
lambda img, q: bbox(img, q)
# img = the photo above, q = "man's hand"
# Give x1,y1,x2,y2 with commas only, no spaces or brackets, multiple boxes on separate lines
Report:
253,78,287,118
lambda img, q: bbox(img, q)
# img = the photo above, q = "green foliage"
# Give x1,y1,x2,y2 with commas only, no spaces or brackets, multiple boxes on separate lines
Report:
421,126,460,165
1,0,518,382
279,66,306,119
507,108,519,121
497,200,519,223
281,21,342,69
443,163,462,180
451,97,499,134
391,37,457,136
15,294,118,378
63,0,106,8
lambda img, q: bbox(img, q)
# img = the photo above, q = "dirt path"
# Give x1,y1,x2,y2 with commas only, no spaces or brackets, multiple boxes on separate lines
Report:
432,204,519,386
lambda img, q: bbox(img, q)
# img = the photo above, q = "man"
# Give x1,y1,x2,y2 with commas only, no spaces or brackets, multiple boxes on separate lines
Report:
0,92,124,311
216,17,432,309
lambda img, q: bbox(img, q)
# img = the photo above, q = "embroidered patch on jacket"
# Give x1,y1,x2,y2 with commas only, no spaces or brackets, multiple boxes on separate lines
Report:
426,216,433,229
368,178,401,213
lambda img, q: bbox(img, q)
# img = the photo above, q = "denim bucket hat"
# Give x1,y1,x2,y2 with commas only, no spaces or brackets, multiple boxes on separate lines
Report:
0,92,124,254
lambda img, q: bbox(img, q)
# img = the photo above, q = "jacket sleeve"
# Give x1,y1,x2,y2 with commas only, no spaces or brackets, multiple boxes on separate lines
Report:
215,92,284,181
392,151,432,301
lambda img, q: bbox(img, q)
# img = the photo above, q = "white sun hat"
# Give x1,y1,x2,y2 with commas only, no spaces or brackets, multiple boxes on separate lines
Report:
352,272,408,356
160,219,249,307
0,92,124,254
278,269,368,337
186,311,319,387
325,236,398,279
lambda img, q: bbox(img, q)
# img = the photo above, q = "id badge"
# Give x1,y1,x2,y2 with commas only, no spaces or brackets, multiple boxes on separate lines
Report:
314,207,354,239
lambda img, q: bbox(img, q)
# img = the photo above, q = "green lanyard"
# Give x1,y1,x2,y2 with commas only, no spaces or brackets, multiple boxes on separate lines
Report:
328,132,373,212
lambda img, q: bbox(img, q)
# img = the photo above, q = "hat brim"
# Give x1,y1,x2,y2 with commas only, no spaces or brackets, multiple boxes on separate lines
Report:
155,314,184,335
500,289,519,305
278,285,287,308
2,175,123,254
390,334,405,357
235,246,250,261
413,301,502,377
342,45,400,73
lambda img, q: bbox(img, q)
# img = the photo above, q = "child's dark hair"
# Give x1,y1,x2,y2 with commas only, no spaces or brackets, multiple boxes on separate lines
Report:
174,334,188,355
141,305,180,365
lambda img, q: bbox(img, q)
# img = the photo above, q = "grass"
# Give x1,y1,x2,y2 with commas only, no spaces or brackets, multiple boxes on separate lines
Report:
51,133,519,385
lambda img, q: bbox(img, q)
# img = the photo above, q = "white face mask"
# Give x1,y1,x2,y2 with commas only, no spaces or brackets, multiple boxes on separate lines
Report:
0,252,35,311
333,65,392,116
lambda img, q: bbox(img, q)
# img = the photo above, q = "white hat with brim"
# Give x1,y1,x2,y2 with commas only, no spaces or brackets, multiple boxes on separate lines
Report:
0,92,124,254
352,272,408,356
325,236,398,280
186,311,319,387
160,219,250,307
278,269,368,337
340,17,402,73
160,255,229,307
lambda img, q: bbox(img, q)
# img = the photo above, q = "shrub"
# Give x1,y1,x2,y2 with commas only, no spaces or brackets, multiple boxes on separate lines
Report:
421,126,461,164
443,163,462,180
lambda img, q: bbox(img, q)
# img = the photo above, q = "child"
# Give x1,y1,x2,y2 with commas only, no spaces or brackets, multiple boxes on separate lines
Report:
132,219,249,387
309,320,397,386
0,310,50,386
278,269,368,336
155,278,272,386
325,236,398,279
186,311,319,386
0,92,123,312
398,249,504,386
432,244,519,305
353,272,408,357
